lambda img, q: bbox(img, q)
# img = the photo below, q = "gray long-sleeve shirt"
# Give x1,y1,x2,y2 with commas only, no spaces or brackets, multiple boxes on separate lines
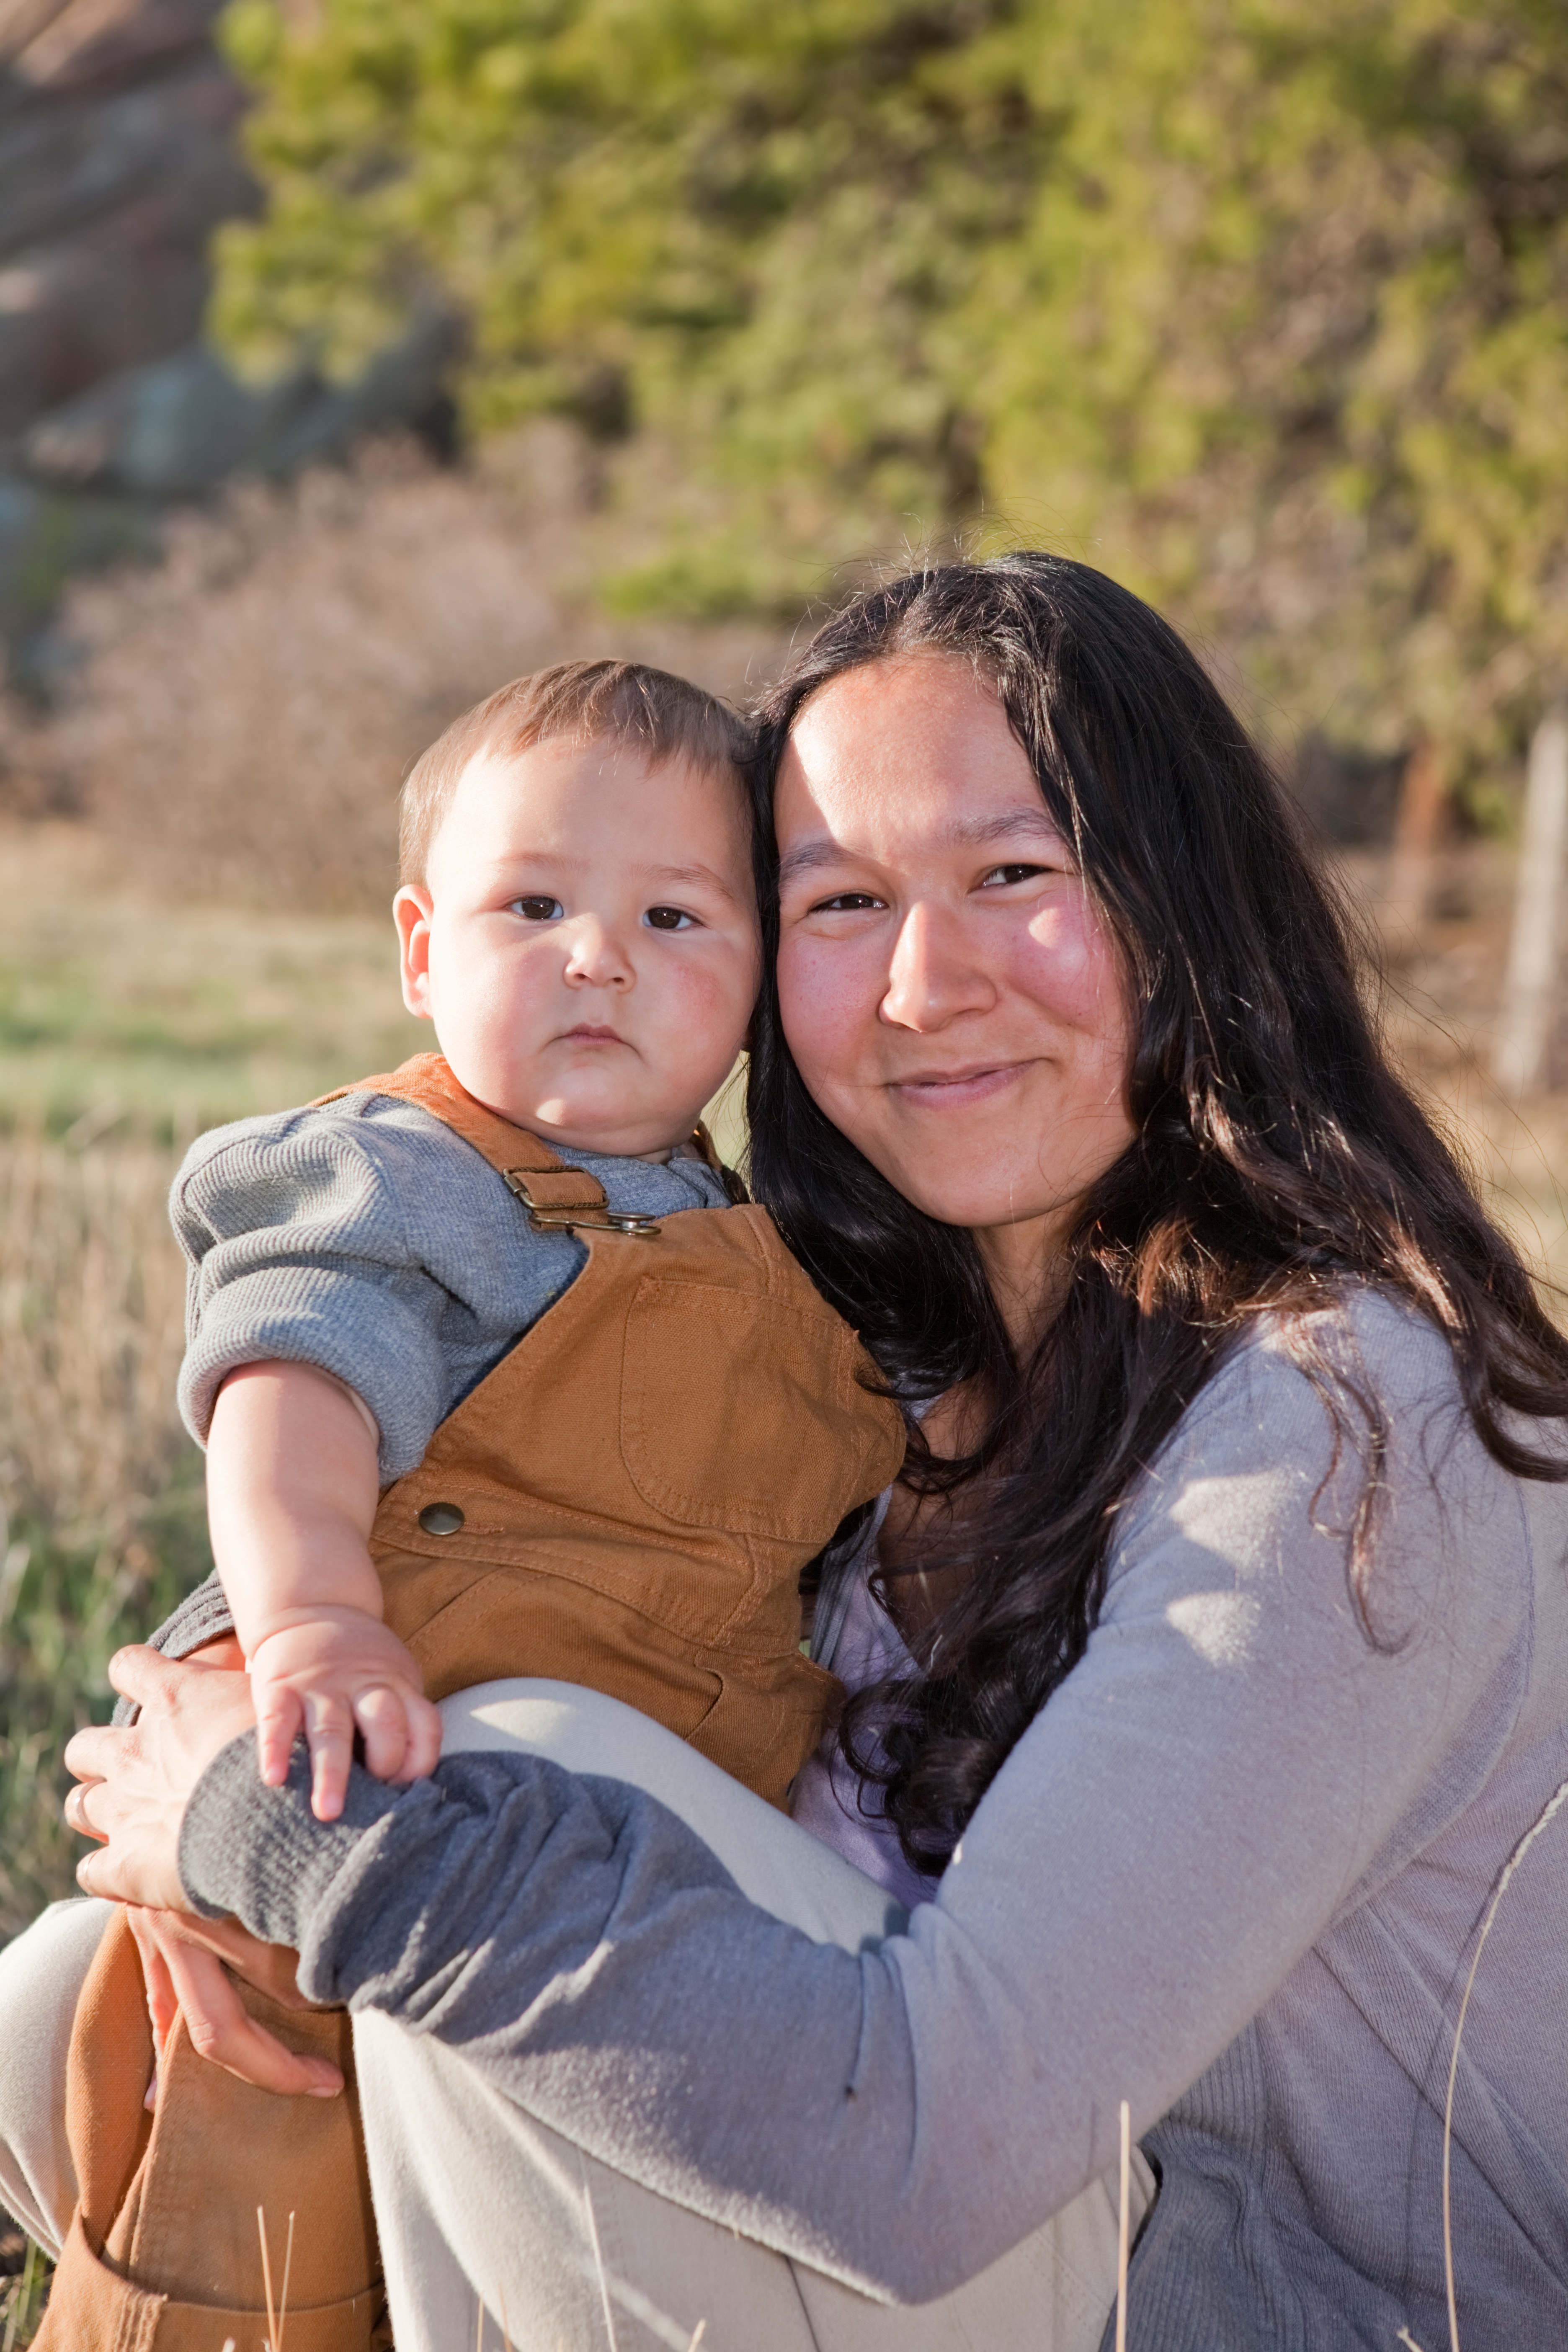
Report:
175,1289,1568,2349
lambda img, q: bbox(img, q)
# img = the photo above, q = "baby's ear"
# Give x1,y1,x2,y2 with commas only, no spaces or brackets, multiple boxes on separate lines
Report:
393,885,437,1017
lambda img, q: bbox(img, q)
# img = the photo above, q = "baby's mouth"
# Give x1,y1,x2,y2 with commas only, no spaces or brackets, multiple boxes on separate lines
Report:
558,1024,627,1046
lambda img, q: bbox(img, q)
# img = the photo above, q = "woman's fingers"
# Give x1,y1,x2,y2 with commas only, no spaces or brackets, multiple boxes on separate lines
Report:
163,1932,342,2099
76,1833,176,1908
125,1904,182,2055
64,1648,259,1913
105,1643,185,1711
126,1905,343,2097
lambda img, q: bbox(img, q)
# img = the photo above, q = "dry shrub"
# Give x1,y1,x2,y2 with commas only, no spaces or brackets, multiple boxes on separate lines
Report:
38,434,780,910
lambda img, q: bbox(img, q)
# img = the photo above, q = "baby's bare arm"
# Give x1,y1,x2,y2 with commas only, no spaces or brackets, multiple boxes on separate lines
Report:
207,1363,441,1817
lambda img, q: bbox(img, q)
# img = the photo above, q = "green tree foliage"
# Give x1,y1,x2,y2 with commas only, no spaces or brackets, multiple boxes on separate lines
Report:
213,0,1568,766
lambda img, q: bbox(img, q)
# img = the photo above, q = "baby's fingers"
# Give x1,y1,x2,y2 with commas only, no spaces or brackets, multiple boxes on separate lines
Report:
401,1692,443,1783
353,1684,412,1785
253,1682,304,1790
299,1692,356,1823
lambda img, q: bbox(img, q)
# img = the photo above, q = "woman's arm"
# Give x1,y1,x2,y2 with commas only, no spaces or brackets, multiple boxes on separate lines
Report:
77,1299,1537,2303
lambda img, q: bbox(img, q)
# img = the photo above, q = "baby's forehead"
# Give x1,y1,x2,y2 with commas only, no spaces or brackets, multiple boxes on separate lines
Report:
431,734,753,874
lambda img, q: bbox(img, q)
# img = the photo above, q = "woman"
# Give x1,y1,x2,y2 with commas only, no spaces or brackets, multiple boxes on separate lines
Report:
28,555,1568,2349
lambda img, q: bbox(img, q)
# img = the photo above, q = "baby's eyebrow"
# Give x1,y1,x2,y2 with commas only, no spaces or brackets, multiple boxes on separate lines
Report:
644,861,747,904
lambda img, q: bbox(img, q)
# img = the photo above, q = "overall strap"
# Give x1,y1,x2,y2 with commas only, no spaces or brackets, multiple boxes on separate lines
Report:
314,1054,662,1235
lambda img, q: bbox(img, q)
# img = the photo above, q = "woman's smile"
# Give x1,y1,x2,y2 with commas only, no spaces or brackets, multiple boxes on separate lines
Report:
774,651,1135,1279
887,1057,1034,1108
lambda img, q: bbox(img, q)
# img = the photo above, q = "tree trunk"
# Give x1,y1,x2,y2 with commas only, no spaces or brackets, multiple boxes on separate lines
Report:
1381,736,1447,956
1494,707,1568,1098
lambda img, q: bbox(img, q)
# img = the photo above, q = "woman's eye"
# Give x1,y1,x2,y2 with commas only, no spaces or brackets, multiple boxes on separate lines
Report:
808,891,884,913
644,905,695,931
510,895,563,922
978,863,1049,889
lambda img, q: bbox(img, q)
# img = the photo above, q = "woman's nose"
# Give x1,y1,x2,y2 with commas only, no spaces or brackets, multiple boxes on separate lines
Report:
562,918,634,988
879,902,996,1031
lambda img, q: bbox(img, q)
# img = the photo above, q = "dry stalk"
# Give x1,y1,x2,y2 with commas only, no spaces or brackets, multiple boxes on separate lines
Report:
1115,2099,1131,2352
1441,1771,1568,2352
256,2206,295,2352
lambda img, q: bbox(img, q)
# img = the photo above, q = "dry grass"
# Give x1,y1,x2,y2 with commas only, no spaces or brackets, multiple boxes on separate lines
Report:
0,1127,187,1539
0,1122,206,1939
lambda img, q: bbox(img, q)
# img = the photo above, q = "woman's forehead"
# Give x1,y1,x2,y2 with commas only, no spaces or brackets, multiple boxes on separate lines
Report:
789,649,1001,746
778,655,1048,852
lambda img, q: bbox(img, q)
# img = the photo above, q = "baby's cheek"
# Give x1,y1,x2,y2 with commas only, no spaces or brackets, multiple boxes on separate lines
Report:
664,951,756,1046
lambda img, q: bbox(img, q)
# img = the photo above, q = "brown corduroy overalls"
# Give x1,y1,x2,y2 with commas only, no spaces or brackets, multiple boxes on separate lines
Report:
41,1054,906,2351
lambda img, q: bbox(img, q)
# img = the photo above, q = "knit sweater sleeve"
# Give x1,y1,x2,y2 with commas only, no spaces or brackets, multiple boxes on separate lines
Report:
177,1292,1540,2305
172,1105,458,1483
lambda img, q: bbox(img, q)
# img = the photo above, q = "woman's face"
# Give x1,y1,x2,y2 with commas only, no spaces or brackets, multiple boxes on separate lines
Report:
774,655,1136,1282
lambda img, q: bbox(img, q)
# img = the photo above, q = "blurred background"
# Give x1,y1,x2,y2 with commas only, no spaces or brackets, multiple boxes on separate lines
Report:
0,4,1566,2293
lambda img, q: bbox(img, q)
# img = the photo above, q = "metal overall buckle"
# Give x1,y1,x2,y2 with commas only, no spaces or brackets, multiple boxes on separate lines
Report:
502,1169,662,1238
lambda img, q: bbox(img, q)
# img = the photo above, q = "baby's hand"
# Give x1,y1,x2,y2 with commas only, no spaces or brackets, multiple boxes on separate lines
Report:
248,1608,442,1821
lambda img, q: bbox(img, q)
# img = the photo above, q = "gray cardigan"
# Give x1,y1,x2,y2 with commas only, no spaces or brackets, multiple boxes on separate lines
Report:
175,1289,1568,2348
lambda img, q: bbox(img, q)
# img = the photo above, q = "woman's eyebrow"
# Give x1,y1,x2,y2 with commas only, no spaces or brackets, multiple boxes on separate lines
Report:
777,804,1060,889
776,838,854,888
946,806,1062,850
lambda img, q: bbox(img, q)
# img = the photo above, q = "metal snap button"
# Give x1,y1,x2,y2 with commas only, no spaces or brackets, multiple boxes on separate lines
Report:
418,1501,465,1537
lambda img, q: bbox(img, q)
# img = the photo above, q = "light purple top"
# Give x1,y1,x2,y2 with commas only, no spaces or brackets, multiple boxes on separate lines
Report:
790,1499,936,1911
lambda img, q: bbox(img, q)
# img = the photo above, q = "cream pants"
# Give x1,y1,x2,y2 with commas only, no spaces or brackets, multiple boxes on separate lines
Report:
0,1680,1153,2350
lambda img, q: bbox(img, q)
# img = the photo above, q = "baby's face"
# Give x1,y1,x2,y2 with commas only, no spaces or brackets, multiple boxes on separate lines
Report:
395,739,761,1155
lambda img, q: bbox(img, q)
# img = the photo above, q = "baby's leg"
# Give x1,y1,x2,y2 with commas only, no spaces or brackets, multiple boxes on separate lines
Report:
0,1898,113,2253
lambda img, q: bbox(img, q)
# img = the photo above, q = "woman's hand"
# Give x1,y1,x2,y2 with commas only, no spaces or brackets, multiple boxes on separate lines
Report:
126,1906,343,2098
64,1643,260,1911
67,1644,345,2095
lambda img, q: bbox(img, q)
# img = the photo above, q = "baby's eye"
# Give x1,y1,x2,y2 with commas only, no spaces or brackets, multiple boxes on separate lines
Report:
510,895,564,922
978,863,1049,889
644,905,696,931
808,891,884,913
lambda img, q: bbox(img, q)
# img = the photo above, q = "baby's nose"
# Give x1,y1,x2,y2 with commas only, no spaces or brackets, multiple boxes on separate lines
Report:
563,918,634,984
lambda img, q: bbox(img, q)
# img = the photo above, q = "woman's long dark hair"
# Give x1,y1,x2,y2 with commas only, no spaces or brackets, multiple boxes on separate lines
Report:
747,553,1568,1877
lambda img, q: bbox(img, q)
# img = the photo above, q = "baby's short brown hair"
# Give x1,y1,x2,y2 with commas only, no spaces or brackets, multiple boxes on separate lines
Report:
399,659,752,886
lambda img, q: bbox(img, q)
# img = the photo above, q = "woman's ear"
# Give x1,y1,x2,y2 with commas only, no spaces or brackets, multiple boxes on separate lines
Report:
393,885,436,1018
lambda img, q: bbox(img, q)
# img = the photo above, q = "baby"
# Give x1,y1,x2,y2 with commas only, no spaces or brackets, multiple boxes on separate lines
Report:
45,662,904,2351
186,656,903,1824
